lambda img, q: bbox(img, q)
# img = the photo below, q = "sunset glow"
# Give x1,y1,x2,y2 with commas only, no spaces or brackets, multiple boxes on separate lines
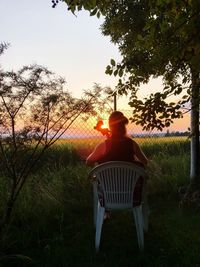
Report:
0,0,190,135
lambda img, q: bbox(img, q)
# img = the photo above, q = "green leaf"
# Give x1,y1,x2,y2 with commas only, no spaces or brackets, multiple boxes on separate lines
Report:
175,87,182,95
109,69,113,75
165,121,170,127
105,68,113,75
97,11,101,18
70,5,76,14
114,69,118,76
119,69,123,77
90,8,97,16
110,59,116,66
105,65,111,74
137,34,143,41
182,76,188,84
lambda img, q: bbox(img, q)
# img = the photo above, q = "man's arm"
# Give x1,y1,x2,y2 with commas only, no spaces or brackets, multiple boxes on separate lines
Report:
86,142,106,166
133,141,149,166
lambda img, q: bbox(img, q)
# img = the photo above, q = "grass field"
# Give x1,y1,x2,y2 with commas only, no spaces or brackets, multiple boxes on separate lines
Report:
57,136,189,160
57,135,189,147
0,138,200,267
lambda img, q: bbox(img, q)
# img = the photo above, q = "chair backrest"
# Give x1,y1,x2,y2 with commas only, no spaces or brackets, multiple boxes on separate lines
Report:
89,161,146,209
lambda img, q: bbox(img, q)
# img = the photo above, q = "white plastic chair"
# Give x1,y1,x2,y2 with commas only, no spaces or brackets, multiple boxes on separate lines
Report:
89,161,149,252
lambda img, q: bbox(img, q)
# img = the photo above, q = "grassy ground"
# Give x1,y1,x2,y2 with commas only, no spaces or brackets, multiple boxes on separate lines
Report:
1,140,200,267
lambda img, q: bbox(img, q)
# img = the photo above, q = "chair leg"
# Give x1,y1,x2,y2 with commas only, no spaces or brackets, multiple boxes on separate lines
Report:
142,200,149,232
95,204,105,252
93,182,98,228
93,196,98,228
133,206,144,250
142,183,149,232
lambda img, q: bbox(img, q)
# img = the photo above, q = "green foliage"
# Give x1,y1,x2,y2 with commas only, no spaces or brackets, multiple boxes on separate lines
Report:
129,91,183,131
101,0,200,130
56,0,200,132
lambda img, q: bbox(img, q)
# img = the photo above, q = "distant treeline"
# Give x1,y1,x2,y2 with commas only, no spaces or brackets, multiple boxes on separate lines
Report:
133,131,191,138
165,131,190,137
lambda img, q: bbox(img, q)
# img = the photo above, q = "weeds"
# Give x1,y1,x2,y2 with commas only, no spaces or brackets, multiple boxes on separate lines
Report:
1,139,200,267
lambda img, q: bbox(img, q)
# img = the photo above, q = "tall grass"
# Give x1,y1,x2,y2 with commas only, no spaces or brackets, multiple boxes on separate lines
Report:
140,140,190,196
1,139,200,267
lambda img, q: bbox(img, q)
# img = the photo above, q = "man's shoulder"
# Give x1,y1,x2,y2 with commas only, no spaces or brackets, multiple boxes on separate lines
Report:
95,141,106,151
125,136,134,143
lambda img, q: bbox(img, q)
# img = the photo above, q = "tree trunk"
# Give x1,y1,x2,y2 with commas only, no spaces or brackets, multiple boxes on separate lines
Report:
190,70,200,185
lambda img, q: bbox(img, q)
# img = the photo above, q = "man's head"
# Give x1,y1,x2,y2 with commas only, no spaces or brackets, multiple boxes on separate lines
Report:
109,111,128,127
108,111,129,137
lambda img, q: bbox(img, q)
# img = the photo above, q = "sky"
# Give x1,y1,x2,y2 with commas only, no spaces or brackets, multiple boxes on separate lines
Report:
0,0,189,133
0,0,121,96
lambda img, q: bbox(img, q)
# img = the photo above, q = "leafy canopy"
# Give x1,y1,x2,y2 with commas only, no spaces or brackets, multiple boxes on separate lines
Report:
53,0,200,131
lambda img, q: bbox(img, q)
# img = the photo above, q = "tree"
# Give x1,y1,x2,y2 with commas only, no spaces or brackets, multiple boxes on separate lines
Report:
0,46,110,236
102,0,200,186
53,0,200,187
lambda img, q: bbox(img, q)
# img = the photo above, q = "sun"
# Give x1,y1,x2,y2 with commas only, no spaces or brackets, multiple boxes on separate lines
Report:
101,122,109,129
